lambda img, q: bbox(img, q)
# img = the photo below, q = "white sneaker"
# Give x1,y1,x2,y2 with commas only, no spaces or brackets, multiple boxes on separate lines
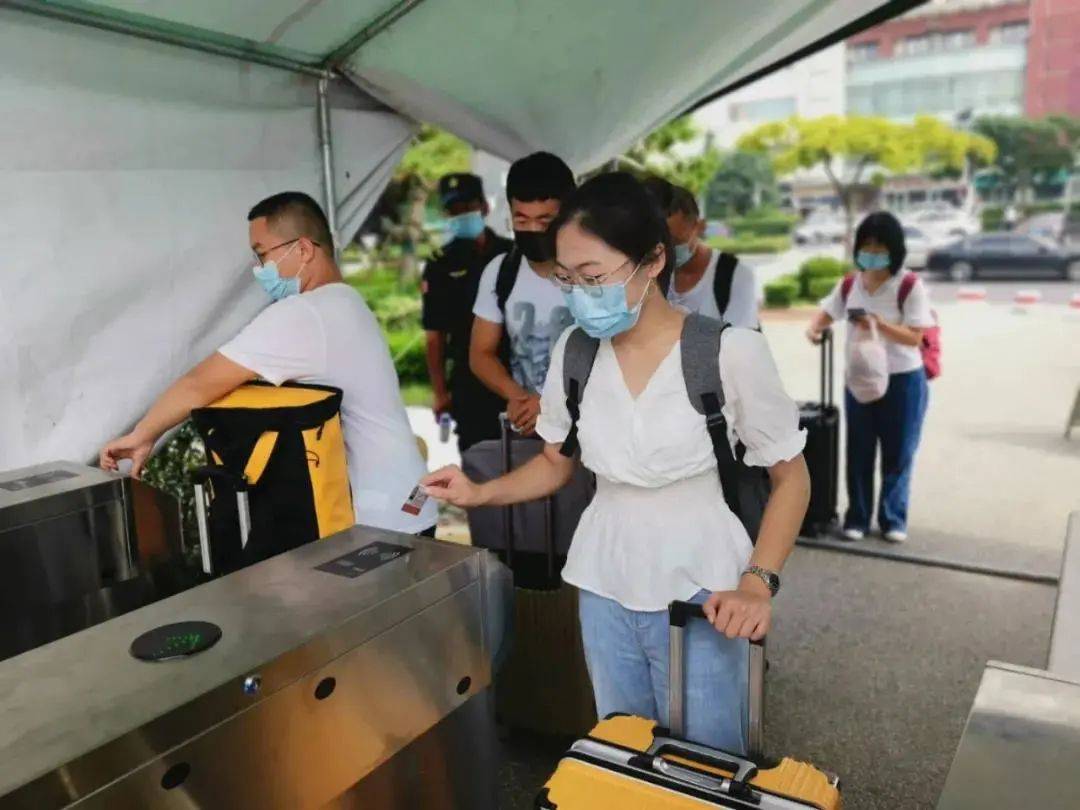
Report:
841,528,865,542
883,530,907,543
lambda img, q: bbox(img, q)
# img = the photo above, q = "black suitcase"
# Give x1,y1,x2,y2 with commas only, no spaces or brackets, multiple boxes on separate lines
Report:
798,330,839,537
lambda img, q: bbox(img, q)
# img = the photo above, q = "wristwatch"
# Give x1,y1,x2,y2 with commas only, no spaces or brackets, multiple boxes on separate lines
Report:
742,565,781,596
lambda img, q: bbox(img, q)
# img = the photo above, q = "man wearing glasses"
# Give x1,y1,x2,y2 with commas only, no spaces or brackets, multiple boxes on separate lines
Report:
470,152,576,436
100,191,436,536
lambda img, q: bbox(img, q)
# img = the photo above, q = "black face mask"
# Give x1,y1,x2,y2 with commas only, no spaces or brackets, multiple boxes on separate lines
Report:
513,229,554,263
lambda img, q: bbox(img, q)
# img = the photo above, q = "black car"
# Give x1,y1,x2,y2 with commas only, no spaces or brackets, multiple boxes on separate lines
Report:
927,233,1080,282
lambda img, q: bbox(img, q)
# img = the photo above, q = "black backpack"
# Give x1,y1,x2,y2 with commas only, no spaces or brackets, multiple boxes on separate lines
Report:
557,312,770,542
495,246,523,314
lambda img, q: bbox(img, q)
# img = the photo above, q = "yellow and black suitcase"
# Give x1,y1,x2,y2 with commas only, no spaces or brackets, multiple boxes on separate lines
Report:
538,601,841,809
190,382,353,575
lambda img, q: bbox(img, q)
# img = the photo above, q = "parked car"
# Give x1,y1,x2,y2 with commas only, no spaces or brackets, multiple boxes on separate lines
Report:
926,233,1080,281
903,225,934,270
902,204,980,241
794,209,847,245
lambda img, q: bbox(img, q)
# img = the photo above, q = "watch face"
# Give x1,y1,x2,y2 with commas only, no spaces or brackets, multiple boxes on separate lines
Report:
767,573,781,592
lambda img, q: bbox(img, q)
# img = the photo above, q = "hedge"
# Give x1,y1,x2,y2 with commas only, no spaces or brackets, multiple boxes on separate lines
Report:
763,276,799,309
806,275,842,301
707,235,790,254
798,256,849,299
729,216,796,237
386,327,427,385
981,202,1080,232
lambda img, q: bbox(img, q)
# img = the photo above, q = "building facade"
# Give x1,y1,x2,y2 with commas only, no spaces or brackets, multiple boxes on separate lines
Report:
846,0,1031,122
1026,0,1080,117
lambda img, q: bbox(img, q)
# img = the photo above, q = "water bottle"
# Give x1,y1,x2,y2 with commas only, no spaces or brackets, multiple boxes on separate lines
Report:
439,413,452,443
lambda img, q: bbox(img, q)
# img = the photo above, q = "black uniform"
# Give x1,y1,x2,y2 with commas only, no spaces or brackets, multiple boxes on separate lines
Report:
422,228,513,451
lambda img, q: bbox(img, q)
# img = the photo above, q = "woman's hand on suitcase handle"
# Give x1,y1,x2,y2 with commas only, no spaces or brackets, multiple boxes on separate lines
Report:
702,584,771,641
420,465,488,508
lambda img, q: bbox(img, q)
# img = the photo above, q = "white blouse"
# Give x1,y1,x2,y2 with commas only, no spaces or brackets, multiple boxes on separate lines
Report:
537,325,806,611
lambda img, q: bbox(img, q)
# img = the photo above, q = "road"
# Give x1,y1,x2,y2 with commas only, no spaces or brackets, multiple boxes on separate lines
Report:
745,244,1080,305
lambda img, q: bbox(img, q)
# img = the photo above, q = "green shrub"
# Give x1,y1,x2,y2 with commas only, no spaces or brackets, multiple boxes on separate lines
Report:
981,206,1004,232
798,256,849,298
707,235,790,254
729,213,797,237
373,294,421,330
763,276,799,309
806,275,842,301
1025,201,1065,215
386,327,428,385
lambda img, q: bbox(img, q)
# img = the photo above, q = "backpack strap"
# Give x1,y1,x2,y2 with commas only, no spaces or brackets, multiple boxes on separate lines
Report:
558,327,601,457
840,273,857,303
495,247,522,315
897,271,917,313
680,313,746,518
712,252,738,316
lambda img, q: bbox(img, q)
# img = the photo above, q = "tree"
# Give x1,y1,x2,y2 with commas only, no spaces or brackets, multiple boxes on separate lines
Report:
386,125,471,279
738,115,995,244
705,151,777,218
621,116,723,197
973,115,1080,203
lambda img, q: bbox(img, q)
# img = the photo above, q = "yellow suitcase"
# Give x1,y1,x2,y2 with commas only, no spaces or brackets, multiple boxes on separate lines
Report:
538,601,842,809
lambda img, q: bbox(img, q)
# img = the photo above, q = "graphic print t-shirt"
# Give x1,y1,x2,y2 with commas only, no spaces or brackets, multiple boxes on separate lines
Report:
472,255,574,394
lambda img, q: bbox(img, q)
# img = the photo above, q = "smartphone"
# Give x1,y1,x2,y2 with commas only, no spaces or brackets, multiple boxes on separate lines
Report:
847,307,868,321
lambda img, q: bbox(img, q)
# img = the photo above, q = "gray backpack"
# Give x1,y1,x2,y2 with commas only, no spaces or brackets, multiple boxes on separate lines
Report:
557,313,770,543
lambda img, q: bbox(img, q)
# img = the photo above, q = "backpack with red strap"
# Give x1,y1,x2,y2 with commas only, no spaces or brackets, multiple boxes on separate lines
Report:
840,272,941,380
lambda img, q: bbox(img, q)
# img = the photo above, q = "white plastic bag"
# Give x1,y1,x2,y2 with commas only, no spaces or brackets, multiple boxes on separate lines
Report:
846,318,889,403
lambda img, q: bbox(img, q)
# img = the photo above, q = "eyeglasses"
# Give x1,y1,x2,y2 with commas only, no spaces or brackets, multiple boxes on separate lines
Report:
252,237,321,266
551,257,640,297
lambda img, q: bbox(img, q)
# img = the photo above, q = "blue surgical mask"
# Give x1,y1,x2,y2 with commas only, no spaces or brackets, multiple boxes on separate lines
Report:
445,211,485,241
562,262,649,339
252,243,303,301
674,242,694,268
856,251,890,272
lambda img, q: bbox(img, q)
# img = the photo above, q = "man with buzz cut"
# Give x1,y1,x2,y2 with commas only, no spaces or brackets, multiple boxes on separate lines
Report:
100,191,436,536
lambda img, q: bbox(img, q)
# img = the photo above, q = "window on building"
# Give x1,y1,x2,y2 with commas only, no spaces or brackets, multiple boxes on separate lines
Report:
989,22,1029,45
940,29,975,51
896,34,932,56
848,42,879,63
728,97,797,123
845,69,1024,118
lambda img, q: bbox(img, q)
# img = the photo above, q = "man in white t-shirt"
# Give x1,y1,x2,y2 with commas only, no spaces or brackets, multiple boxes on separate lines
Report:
100,191,436,535
470,152,577,435
644,178,758,329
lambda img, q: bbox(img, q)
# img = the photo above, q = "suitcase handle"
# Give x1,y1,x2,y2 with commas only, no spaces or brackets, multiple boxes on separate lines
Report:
819,327,834,409
647,736,758,785
499,412,556,580
668,600,765,760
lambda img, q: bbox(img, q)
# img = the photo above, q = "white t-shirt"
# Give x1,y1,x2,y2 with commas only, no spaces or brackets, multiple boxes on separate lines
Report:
667,251,759,329
820,271,935,375
536,325,805,611
219,283,436,533
472,255,575,394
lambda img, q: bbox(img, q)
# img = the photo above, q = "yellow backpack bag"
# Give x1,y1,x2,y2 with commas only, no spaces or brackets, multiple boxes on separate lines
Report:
190,382,353,575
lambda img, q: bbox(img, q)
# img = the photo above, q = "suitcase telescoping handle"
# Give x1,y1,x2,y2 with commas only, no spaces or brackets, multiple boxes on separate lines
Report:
819,327,834,410
667,600,765,763
192,466,251,576
499,412,556,579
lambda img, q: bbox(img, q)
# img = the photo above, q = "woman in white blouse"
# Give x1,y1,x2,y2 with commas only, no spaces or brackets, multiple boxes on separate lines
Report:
422,173,809,753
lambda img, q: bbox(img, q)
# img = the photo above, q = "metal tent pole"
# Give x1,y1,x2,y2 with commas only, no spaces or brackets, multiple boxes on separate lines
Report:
317,78,340,257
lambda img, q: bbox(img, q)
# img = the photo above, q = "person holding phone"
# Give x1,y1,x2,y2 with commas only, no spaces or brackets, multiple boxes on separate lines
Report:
423,173,810,752
806,212,934,543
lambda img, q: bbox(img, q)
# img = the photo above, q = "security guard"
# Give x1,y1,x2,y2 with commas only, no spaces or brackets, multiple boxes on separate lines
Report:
422,173,513,451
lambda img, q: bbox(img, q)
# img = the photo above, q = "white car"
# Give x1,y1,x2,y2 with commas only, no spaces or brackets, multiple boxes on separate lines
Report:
903,225,934,270
794,209,847,244
902,204,980,241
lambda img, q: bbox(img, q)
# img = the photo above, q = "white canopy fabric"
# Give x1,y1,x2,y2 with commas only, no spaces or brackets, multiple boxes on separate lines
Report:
0,0,922,469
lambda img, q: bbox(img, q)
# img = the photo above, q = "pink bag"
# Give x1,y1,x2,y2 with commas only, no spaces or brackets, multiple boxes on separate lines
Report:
841,273,941,380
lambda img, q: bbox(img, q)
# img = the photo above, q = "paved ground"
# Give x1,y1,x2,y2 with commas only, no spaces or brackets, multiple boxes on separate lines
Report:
493,547,1056,810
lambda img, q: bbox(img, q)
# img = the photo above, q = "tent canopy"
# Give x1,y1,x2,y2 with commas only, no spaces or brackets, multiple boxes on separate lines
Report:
0,0,923,469
10,0,923,169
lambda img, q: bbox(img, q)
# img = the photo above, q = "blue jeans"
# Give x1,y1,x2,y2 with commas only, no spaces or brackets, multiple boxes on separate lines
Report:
578,588,749,754
844,368,929,533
